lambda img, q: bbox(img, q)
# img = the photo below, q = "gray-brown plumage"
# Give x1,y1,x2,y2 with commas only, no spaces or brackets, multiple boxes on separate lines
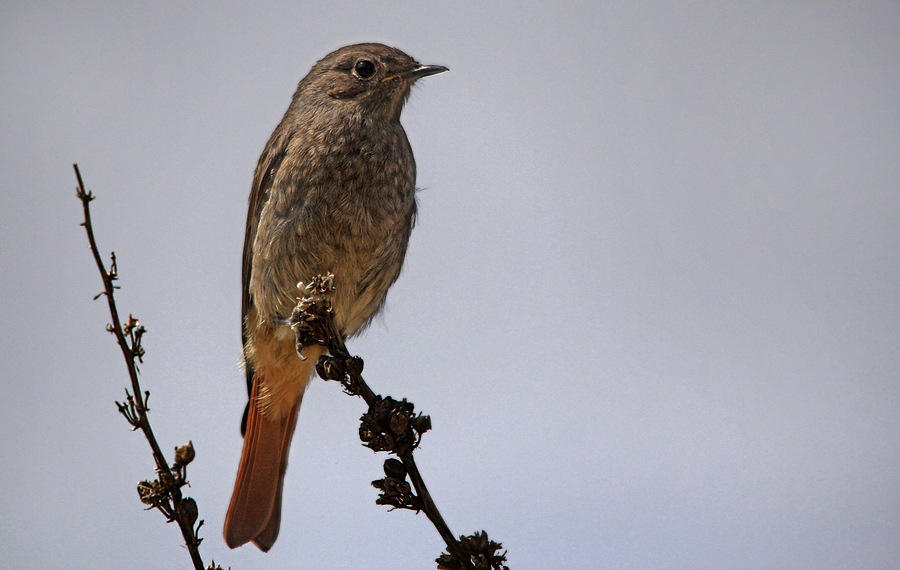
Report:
224,44,446,551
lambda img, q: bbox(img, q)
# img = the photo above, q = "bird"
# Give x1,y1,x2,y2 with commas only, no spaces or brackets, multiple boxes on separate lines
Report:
223,43,447,552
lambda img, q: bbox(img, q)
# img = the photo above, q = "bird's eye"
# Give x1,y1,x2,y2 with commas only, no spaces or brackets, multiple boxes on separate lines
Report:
354,59,376,78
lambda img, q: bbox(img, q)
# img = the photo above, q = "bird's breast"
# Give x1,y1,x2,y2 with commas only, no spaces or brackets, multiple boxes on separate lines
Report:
251,117,417,335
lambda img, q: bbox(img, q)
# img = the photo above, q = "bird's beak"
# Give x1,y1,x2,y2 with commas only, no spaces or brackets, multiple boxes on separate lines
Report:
384,64,449,82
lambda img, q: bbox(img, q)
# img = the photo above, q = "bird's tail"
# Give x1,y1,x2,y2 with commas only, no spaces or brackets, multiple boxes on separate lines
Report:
223,374,299,551
224,342,324,551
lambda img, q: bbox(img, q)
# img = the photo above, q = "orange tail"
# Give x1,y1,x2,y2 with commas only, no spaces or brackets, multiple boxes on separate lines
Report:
224,341,325,551
223,374,300,551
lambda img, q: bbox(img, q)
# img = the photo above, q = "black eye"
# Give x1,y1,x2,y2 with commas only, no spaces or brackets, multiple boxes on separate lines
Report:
354,59,376,78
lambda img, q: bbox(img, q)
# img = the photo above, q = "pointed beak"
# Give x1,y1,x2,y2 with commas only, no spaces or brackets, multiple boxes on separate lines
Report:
386,64,449,82
404,64,449,79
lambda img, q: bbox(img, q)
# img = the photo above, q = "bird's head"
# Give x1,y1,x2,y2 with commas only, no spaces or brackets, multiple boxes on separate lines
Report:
294,43,447,120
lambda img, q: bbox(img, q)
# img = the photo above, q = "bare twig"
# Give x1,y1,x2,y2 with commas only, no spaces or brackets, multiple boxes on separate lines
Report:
292,275,509,570
75,164,207,570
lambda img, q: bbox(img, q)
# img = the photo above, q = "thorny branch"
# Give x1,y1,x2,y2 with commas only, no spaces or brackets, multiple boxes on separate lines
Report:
74,165,222,570
292,275,509,570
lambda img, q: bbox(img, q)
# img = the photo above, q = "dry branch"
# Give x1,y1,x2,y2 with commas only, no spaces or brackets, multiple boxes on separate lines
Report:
74,164,216,570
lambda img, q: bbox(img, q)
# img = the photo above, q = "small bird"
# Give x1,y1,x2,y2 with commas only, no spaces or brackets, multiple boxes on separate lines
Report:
223,44,447,551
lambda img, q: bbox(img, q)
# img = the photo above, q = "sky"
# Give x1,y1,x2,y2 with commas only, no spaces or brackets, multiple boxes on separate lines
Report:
1,2,899,569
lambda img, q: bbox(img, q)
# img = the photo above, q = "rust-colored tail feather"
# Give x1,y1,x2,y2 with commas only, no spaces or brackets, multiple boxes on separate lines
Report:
223,375,301,551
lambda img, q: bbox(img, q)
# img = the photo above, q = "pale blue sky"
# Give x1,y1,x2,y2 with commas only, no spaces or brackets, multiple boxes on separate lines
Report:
2,2,899,568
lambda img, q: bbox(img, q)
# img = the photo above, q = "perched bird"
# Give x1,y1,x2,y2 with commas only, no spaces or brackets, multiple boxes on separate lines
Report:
223,44,447,551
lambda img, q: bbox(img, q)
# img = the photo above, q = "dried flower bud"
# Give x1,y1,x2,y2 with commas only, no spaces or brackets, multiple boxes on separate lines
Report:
174,441,195,466
137,479,165,507
180,497,198,527
411,415,432,435
346,356,364,376
389,411,408,435
383,458,407,479
437,531,509,570
317,357,346,381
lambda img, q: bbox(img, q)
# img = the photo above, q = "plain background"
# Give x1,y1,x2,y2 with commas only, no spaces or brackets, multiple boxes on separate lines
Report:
2,2,899,569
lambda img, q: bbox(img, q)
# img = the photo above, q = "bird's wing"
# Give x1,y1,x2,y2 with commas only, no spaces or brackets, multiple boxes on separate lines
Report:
242,128,292,403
